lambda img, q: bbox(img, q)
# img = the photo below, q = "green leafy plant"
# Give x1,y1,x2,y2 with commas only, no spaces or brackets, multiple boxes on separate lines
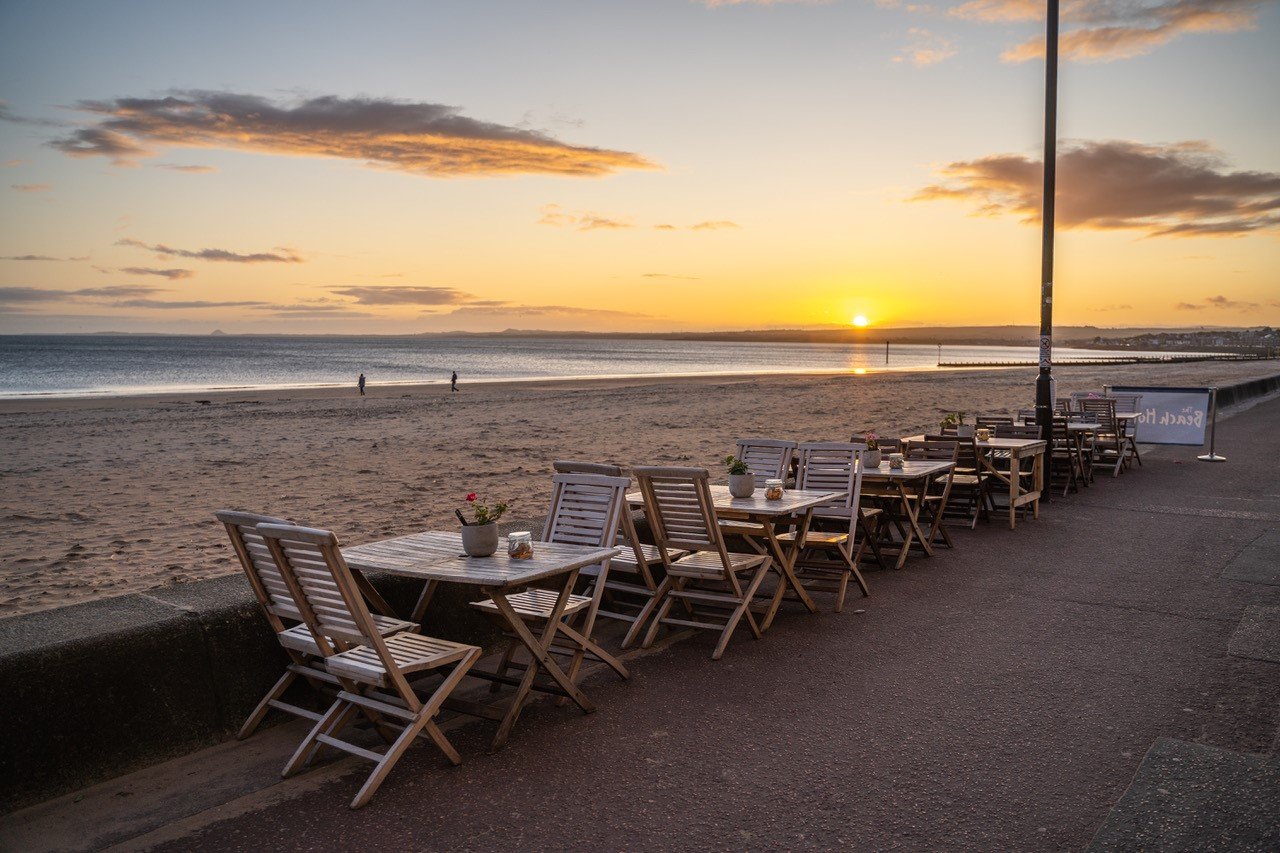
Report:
724,455,749,475
940,411,967,428
461,492,509,525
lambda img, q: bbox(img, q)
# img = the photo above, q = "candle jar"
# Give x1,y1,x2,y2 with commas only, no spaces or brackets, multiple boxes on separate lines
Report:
764,479,784,500
976,428,991,442
888,453,905,470
507,531,534,560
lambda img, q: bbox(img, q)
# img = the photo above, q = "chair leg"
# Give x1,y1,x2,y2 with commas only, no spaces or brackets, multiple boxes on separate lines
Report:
283,697,352,778
623,576,671,649
238,669,296,740
712,562,770,660
489,638,519,693
640,578,680,649
843,545,870,599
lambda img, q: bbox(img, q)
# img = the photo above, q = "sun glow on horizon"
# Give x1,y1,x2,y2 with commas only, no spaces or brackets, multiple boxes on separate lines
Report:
852,315,869,327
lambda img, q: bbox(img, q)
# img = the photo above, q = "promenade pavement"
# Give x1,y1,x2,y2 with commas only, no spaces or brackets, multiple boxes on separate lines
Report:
7,395,1280,852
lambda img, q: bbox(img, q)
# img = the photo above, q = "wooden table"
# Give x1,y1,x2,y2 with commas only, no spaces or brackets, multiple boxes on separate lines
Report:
342,531,619,750
860,460,955,568
627,485,845,630
903,436,1046,529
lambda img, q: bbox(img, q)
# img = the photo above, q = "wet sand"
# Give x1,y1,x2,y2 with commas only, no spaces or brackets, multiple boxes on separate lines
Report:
1,360,1275,618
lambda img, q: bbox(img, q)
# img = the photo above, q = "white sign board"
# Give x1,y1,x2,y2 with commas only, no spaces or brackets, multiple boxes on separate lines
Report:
1109,385,1212,446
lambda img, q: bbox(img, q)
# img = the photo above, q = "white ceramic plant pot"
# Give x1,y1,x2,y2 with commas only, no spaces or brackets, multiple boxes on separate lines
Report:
728,472,756,498
864,449,882,468
460,522,499,557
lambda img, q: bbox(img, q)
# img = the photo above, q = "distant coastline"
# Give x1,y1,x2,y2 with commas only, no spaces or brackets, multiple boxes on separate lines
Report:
1,324,1268,349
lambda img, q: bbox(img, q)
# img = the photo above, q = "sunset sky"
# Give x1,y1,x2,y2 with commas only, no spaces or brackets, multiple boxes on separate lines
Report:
1,0,1277,334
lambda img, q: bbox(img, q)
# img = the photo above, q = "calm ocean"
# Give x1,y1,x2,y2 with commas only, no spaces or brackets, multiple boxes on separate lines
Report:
0,334,1185,399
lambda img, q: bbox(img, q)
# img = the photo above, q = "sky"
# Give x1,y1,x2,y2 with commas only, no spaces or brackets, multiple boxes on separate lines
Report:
1,0,1277,334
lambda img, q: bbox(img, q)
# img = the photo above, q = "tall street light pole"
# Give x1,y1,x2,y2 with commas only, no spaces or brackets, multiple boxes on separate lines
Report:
1034,0,1060,482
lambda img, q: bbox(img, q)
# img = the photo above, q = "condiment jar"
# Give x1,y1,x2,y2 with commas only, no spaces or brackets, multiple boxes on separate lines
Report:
507,531,534,560
764,479,784,501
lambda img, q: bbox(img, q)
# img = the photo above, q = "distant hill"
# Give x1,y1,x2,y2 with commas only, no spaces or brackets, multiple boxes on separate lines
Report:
415,325,1243,347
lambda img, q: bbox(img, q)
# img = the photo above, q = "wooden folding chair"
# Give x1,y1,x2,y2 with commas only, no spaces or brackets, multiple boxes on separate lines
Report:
550,461,683,638
1048,416,1083,496
922,435,989,528
260,523,481,810
472,470,632,689
215,510,415,739
1106,392,1144,468
902,439,958,548
627,467,772,660
1080,397,1125,476
777,443,870,611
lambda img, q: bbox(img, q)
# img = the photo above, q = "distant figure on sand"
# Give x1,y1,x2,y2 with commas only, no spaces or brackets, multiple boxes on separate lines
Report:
358,373,366,396
451,371,458,393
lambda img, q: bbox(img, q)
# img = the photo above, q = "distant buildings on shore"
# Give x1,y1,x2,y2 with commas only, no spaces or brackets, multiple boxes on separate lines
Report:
1083,327,1278,354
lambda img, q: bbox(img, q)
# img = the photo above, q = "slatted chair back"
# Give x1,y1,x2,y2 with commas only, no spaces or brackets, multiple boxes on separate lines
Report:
734,438,797,480
923,434,979,471
632,466,726,558
552,459,625,478
995,423,1042,439
796,442,864,533
975,415,1014,429
730,439,793,481
1079,397,1118,432
216,510,298,626
257,524,386,657
1105,392,1141,412
541,472,630,549
905,438,960,463
859,435,901,453
1055,398,1078,414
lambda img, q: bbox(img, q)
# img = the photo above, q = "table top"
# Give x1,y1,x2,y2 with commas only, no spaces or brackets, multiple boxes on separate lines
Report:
902,435,1047,452
342,531,619,588
626,485,845,516
860,459,955,480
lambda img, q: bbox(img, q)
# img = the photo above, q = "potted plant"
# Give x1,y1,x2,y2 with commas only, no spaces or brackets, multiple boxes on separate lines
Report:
863,433,882,468
724,455,756,498
456,492,509,557
941,411,967,433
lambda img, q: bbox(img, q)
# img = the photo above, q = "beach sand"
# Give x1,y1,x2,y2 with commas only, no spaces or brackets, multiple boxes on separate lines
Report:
1,360,1276,618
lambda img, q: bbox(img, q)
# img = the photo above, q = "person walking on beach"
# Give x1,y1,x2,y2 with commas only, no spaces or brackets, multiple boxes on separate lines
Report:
358,373,366,396
451,371,458,393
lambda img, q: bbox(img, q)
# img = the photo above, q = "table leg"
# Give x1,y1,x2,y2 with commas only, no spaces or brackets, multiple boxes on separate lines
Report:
761,510,818,631
486,573,595,752
1032,450,1044,519
1007,452,1019,530
410,579,439,624
895,481,933,568
352,571,397,618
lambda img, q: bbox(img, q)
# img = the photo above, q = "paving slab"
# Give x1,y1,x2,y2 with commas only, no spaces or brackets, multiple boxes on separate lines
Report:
1088,738,1280,852
1222,528,1280,587
1229,606,1280,664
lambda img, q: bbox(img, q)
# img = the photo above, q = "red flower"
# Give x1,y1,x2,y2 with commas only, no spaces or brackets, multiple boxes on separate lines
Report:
466,492,477,502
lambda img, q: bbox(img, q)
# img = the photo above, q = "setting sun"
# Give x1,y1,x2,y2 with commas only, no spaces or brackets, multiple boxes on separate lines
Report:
852,315,869,328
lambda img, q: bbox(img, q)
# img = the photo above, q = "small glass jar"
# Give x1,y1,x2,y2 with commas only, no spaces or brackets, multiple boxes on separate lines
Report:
888,453,905,470
507,531,534,560
764,479,784,501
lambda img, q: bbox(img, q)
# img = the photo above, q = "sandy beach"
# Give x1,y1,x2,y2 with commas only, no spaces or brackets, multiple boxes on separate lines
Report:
1,360,1276,618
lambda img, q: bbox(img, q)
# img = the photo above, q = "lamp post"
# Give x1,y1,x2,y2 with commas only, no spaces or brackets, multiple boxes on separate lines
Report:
1034,0,1060,489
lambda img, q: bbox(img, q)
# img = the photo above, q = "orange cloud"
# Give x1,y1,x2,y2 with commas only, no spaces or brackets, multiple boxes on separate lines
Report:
51,91,656,178
913,139,1280,237
12,183,51,192
947,0,1268,63
117,237,302,263
894,28,958,66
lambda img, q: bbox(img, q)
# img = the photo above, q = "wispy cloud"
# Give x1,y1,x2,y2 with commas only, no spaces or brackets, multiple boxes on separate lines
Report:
50,91,656,178
537,204,633,231
1,254,64,261
12,183,51,193
1176,294,1261,310
327,285,478,306
948,0,1269,63
117,237,303,263
0,284,167,305
912,139,1280,237
689,220,741,230
894,28,958,66
155,163,217,174
118,266,197,280
642,273,702,280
